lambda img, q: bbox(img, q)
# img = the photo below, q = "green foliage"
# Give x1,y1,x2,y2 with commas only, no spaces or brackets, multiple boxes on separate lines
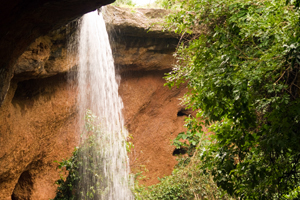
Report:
52,110,109,200
126,134,134,153
112,0,136,7
52,148,80,200
154,0,177,9
284,186,300,199
164,0,300,199
173,115,206,158
112,0,170,8
134,133,234,200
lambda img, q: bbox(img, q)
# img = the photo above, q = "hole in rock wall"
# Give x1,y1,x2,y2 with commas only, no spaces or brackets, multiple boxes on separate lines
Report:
11,171,33,200
172,147,187,156
13,74,68,101
12,74,68,114
177,109,189,117
14,81,44,100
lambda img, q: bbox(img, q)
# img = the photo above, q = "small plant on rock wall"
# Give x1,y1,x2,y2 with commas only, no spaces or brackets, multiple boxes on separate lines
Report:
52,147,79,200
51,110,110,200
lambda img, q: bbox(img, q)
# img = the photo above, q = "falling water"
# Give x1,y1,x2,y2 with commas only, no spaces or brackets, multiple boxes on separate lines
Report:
75,10,133,199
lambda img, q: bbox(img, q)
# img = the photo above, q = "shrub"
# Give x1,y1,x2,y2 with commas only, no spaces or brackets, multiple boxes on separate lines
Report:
134,133,235,200
163,0,300,198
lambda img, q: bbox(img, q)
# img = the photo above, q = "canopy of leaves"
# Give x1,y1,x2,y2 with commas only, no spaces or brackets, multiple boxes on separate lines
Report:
134,161,233,200
134,135,234,200
163,0,300,199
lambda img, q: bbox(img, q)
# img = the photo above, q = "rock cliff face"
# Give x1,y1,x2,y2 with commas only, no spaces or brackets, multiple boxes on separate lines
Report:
0,5,189,199
14,25,77,81
0,0,113,106
0,76,78,200
103,5,178,72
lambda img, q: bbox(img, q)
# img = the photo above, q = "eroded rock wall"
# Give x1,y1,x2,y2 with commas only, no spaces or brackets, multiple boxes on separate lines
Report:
119,70,190,185
14,24,77,81
0,20,78,200
0,0,114,106
0,75,78,200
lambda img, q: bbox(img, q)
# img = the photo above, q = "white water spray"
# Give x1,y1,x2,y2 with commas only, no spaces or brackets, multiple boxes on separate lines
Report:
76,10,133,199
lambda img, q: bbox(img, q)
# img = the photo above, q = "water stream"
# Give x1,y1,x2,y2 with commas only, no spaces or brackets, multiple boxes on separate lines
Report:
75,10,133,199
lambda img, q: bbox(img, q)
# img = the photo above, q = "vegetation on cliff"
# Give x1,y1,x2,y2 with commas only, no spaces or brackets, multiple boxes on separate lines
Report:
134,134,233,200
52,111,115,200
152,0,300,199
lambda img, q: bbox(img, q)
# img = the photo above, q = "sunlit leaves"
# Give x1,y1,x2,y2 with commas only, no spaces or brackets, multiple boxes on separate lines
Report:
164,0,300,198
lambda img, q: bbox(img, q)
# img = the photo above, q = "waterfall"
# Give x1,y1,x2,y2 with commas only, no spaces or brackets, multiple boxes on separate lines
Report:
74,9,133,199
